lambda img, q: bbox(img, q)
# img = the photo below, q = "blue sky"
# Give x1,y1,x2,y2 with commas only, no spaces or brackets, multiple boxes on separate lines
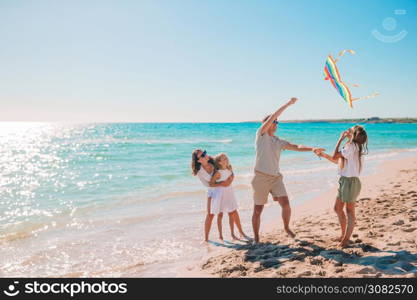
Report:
1,0,416,122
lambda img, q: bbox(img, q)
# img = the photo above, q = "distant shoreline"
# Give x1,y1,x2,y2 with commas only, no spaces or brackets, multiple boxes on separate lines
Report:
1,118,416,124
241,117,417,124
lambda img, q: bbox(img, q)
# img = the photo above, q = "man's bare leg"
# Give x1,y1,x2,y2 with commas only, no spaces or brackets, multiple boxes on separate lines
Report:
252,205,264,243
274,196,295,238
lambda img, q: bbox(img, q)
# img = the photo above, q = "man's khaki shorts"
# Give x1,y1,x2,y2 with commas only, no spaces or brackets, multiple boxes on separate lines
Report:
251,171,287,205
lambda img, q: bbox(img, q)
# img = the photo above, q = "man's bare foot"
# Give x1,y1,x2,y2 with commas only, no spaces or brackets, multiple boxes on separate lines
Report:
201,240,209,244
285,228,296,238
338,240,350,248
333,238,354,244
231,235,239,241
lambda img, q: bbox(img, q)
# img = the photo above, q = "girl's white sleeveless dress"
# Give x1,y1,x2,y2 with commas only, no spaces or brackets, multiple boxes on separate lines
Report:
210,169,238,214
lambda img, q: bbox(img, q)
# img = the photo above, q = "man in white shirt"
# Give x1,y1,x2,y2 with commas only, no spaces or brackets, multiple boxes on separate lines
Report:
251,98,324,243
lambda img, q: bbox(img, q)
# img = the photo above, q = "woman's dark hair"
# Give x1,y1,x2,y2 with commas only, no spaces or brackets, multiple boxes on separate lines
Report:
191,149,202,176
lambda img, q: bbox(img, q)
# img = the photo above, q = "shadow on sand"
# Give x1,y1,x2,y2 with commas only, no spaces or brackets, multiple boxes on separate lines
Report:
213,239,417,276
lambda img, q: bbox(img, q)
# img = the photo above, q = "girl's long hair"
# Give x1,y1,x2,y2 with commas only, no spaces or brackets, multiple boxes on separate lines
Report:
340,125,368,173
352,125,368,172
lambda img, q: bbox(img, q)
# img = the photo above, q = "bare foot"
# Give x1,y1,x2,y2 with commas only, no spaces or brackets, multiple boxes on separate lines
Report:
335,239,354,244
285,228,296,238
241,233,253,241
231,235,239,241
338,240,350,248
200,240,209,244
331,236,344,242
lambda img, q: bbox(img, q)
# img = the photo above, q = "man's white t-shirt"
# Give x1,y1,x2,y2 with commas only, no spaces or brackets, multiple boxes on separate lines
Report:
254,127,289,176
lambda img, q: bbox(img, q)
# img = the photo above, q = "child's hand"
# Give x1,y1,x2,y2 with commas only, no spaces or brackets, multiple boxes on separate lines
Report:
313,147,325,154
339,131,349,139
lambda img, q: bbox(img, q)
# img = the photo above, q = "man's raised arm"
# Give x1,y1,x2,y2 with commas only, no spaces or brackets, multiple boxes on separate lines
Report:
259,97,298,135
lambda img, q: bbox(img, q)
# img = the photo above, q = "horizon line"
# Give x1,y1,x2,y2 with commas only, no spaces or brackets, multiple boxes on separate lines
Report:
0,117,416,124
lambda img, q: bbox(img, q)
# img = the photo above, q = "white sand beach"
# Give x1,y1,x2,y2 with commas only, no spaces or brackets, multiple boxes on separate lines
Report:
182,155,417,278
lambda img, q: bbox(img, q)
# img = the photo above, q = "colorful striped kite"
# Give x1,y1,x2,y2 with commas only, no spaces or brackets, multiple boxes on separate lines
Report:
324,50,378,108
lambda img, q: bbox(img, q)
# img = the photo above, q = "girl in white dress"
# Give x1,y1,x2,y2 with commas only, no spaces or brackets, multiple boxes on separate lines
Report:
210,153,249,241
191,149,234,242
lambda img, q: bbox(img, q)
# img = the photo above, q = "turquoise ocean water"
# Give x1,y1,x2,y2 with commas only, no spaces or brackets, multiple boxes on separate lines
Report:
1,122,416,277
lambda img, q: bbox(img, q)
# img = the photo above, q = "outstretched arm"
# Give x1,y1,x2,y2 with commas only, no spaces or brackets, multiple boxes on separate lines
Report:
284,143,325,153
259,98,298,135
316,151,341,164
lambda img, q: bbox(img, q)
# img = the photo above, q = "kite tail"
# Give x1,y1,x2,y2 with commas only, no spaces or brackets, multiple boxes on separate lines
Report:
347,83,360,88
352,92,380,102
334,49,356,63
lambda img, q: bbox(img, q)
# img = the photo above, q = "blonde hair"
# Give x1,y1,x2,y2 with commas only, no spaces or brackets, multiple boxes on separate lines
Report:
213,153,232,171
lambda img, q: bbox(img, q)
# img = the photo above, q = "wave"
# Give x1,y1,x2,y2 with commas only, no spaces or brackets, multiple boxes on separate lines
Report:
234,165,336,178
71,138,233,145
142,139,233,145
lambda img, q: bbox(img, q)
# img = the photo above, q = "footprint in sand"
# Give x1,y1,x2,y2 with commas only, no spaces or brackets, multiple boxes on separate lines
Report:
387,241,401,246
358,267,377,274
367,231,378,238
402,227,417,233
373,224,385,228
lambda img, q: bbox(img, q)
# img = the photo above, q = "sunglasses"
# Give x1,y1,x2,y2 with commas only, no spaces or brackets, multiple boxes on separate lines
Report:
198,150,207,159
273,120,279,124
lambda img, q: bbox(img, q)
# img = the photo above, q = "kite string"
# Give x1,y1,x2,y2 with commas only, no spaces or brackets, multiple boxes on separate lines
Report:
335,50,360,88
352,92,379,101
334,49,356,63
